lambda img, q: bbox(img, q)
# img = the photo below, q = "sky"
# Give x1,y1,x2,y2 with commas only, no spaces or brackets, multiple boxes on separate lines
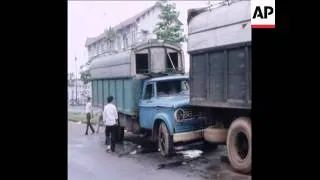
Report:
68,0,211,77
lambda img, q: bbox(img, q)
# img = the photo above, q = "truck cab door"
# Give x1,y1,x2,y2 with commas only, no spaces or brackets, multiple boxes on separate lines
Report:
139,82,156,129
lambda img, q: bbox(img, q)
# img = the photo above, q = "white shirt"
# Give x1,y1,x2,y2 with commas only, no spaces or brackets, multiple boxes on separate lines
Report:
103,103,118,126
85,102,92,114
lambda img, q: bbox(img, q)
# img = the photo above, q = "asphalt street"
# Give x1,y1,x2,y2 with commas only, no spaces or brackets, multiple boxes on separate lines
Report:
68,122,203,180
68,121,251,180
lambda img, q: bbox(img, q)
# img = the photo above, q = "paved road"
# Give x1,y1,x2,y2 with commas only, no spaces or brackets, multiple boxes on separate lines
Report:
68,122,203,180
68,122,251,180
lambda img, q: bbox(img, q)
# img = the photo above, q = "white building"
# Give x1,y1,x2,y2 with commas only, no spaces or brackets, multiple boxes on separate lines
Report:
85,2,182,61
68,79,91,105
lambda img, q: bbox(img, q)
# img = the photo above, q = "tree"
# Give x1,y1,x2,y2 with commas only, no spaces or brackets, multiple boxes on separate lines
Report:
68,72,75,86
79,62,91,84
68,72,74,81
153,0,186,45
105,26,117,50
105,26,116,41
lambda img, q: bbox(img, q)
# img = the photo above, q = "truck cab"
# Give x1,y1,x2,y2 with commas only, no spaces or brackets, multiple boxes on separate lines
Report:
139,75,206,155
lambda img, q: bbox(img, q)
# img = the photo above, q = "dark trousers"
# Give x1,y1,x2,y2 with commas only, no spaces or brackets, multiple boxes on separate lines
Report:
105,125,117,151
85,113,95,134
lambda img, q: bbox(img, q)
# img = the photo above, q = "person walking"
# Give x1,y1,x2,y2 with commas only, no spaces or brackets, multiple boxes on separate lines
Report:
103,96,118,152
96,110,104,133
85,97,95,135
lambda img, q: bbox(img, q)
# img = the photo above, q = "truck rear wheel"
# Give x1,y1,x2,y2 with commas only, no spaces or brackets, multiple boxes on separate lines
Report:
227,117,251,174
158,122,173,156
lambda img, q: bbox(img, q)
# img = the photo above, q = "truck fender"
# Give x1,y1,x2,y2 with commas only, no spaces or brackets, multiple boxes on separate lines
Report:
152,113,174,141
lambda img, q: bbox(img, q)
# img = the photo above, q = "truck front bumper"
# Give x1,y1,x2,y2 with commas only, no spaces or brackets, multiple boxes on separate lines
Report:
173,129,204,143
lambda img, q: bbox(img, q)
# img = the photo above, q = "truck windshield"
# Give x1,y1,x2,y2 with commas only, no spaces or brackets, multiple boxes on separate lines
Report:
156,79,189,97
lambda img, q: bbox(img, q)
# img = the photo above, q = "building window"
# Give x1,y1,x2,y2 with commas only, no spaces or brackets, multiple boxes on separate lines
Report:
141,30,148,41
117,36,121,50
104,40,107,52
123,35,128,50
107,40,111,50
94,44,98,56
101,43,104,53
132,30,136,43
112,40,115,50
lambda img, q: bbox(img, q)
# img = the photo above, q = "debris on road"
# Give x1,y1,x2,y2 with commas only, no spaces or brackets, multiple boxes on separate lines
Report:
157,156,202,170
158,160,185,169
157,150,203,170
177,150,203,159
130,150,137,155
174,146,184,151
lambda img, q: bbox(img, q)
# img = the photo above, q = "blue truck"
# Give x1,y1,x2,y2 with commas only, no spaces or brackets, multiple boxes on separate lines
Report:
89,41,207,155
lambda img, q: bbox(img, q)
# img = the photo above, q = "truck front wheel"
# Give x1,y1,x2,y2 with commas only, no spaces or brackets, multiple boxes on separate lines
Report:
158,122,173,156
227,117,251,174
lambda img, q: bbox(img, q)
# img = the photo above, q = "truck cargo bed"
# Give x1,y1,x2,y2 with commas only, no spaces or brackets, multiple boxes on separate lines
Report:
91,78,143,116
188,1,251,109
190,43,251,109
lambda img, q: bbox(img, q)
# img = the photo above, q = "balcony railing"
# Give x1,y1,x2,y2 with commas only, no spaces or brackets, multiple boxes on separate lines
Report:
88,32,154,60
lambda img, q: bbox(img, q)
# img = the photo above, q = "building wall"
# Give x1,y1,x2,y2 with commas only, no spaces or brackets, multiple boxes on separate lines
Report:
87,5,162,61
136,6,161,40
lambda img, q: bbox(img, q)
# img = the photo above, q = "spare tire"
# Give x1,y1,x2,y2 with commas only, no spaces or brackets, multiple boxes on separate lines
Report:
204,126,228,143
227,117,251,174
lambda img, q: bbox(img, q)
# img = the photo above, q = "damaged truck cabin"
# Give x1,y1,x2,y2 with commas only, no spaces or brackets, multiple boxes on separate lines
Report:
89,41,207,156
187,0,251,174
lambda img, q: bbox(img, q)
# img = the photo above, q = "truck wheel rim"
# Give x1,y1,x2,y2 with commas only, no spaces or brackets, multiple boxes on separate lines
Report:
159,131,165,151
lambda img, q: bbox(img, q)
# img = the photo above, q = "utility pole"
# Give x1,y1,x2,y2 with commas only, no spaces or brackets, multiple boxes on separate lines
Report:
75,56,78,103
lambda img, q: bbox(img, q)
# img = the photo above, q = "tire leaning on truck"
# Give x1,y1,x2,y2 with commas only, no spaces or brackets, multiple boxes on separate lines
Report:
203,126,228,150
227,117,251,174
204,126,228,143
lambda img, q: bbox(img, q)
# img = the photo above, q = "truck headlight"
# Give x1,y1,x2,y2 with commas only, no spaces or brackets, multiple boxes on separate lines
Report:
174,109,185,122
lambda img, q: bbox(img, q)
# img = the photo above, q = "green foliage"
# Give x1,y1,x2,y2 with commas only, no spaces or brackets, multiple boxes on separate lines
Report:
105,26,116,41
153,0,186,45
68,72,75,80
79,62,91,84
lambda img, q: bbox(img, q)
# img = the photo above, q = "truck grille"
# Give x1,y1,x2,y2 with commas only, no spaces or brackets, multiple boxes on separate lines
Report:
183,110,208,119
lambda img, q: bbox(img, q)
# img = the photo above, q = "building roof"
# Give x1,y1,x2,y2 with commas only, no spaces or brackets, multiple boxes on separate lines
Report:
85,3,161,47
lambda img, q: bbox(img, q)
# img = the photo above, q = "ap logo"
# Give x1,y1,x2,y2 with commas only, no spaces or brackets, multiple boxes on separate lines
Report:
251,0,275,28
